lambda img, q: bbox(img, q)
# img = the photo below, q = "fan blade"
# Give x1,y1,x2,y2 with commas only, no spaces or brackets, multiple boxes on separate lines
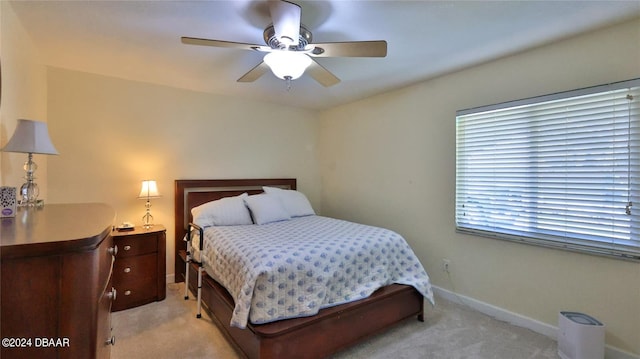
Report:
237,61,270,83
269,0,301,46
181,37,270,52
308,41,387,58
306,59,340,87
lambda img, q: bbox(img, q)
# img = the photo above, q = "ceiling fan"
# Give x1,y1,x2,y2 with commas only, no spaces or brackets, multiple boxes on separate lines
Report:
181,0,387,88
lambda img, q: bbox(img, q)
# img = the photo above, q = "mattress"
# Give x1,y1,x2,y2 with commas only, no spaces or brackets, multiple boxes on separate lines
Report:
189,215,434,328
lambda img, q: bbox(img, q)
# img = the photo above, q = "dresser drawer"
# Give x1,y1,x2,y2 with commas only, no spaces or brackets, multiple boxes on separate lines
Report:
99,235,116,290
114,233,158,258
98,278,116,358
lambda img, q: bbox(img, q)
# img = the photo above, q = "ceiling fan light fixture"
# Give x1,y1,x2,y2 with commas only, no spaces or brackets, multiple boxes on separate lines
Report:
263,51,312,80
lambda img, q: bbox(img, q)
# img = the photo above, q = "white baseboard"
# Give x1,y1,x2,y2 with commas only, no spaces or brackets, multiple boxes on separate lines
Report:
166,273,175,283
431,286,638,359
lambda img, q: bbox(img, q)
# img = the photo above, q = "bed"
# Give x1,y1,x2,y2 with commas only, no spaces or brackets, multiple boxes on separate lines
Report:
174,179,433,359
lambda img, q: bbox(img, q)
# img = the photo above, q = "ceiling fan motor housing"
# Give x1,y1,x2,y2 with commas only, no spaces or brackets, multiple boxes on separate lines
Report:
263,24,313,51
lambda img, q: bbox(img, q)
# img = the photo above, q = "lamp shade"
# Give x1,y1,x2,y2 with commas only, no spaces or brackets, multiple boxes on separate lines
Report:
2,119,59,155
138,180,160,198
263,51,312,80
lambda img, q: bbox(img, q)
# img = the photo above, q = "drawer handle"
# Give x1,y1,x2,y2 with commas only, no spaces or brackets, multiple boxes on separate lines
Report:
124,290,132,296
124,245,131,251
105,336,116,346
107,287,117,301
108,245,118,256
124,267,131,273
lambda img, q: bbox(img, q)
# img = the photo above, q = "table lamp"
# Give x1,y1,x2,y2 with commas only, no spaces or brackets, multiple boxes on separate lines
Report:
138,180,160,228
1,119,59,207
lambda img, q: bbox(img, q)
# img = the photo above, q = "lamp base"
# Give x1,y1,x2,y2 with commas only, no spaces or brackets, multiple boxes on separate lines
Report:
18,153,41,207
19,181,40,207
142,203,154,228
18,199,44,208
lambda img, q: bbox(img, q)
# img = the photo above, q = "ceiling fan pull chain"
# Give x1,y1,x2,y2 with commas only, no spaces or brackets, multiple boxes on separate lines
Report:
285,76,292,92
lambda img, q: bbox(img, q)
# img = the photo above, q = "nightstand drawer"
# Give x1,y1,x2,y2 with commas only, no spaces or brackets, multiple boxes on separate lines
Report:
112,254,157,311
114,233,158,257
112,282,157,312
114,253,157,281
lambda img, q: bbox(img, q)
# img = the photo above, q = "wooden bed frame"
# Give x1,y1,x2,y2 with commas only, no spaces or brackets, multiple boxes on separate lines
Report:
174,179,424,359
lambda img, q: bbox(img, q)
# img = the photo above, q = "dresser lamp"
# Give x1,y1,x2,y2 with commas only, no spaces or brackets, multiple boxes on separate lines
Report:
1,119,59,207
138,180,160,228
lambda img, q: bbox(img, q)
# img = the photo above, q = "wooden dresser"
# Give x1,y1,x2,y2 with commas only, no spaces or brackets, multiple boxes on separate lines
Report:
111,225,166,311
0,203,116,359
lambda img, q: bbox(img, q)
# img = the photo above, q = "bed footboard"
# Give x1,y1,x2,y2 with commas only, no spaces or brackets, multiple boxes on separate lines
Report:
181,250,423,359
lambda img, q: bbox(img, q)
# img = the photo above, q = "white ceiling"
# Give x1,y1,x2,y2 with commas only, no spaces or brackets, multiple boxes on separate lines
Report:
9,0,640,110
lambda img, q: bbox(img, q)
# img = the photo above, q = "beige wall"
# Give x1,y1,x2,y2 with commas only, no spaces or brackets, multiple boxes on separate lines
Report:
46,68,321,280
319,18,640,355
0,2,49,194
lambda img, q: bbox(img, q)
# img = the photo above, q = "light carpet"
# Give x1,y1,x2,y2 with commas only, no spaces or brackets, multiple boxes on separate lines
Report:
112,283,560,359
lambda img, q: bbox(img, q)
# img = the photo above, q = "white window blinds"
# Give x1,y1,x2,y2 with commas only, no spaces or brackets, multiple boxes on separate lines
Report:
456,79,640,261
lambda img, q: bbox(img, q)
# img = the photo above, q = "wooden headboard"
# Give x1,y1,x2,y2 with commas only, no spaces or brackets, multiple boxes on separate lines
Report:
173,178,296,281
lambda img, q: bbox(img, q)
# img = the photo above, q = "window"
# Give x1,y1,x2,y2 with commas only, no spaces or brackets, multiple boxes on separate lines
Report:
456,79,640,261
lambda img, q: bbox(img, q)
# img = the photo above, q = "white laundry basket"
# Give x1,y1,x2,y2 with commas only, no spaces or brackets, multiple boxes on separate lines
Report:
558,311,605,359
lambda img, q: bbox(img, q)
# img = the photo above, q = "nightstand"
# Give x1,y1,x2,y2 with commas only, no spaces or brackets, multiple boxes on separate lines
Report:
111,225,166,311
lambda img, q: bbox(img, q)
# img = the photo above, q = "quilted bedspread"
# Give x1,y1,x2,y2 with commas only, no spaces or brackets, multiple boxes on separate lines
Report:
198,215,434,328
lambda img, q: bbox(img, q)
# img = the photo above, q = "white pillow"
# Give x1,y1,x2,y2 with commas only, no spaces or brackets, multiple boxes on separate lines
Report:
263,186,315,217
191,193,253,227
244,194,291,225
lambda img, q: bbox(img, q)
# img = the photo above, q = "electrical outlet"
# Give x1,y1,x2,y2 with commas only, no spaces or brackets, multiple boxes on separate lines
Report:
442,259,451,273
